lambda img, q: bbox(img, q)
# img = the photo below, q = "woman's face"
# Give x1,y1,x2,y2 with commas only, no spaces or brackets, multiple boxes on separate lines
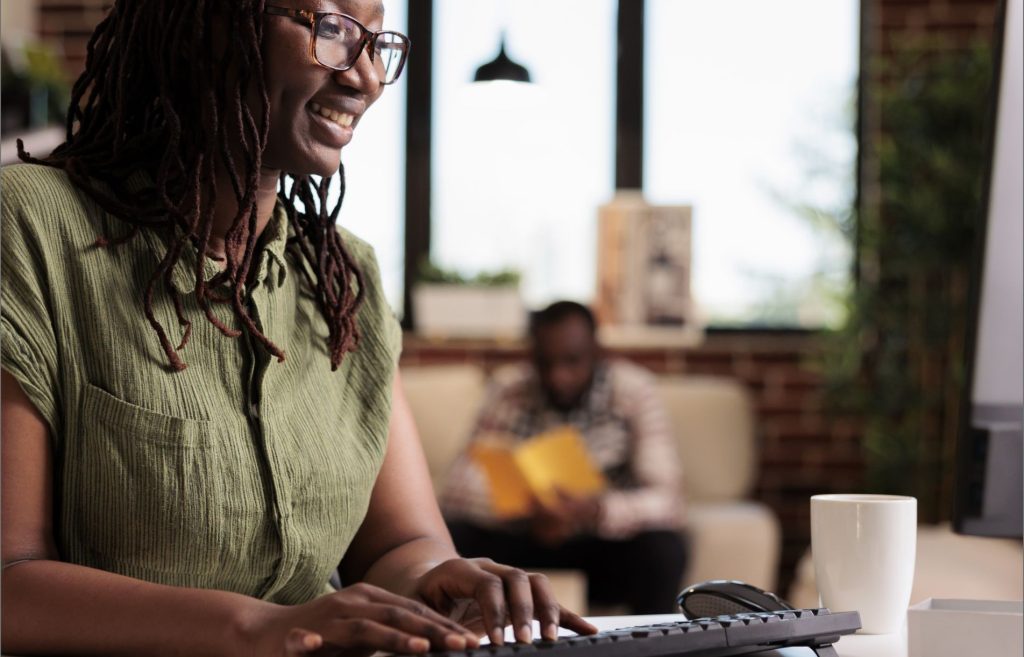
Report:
259,0,388,177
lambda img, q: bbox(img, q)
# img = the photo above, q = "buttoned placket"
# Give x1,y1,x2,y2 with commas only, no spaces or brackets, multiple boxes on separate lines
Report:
245,248,303,599
143,212,298,598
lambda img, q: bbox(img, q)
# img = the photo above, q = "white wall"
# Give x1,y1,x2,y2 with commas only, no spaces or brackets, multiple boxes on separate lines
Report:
973,0,1024,407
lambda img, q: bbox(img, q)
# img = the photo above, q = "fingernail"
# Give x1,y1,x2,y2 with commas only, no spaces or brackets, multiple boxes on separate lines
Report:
304,634,322,650
408,637,429,652
544,623,559,641
490,627,505,645
445,634,467,650
516,624,533,643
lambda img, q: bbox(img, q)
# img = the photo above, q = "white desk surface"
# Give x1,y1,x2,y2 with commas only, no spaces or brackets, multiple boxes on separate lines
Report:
0,614,907,657
494,614,908,657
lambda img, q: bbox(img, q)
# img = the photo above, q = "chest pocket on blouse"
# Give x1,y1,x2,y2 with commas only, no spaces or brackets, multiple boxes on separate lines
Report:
66,383,229,582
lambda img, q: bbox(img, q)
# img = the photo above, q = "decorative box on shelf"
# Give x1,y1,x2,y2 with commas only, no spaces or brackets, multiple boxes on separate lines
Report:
412,283,527,340
595,191,705,348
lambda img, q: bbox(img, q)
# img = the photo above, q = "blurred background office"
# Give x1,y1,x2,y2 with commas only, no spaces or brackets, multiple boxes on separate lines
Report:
2,0,1020,607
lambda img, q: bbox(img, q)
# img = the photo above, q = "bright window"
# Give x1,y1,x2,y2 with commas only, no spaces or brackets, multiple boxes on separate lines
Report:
432,0,616,307
645,0,859,327
328,1,407,311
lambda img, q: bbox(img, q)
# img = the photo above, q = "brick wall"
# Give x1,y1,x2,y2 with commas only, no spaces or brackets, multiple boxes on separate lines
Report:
860,0,1001,519
869,0,999,52
401,331,863,596
38,0,111,80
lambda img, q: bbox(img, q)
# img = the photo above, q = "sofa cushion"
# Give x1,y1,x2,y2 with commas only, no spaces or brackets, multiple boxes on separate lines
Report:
655,376,756,502
686,501,780,591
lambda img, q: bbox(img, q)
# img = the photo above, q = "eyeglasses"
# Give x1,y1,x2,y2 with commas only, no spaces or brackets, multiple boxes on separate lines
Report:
264,5,410,85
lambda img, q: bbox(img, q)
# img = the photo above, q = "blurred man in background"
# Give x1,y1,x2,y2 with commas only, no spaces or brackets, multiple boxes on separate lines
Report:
441,301,687,614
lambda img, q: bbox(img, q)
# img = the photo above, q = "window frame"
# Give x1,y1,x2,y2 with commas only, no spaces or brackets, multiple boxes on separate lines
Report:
403,0,862,332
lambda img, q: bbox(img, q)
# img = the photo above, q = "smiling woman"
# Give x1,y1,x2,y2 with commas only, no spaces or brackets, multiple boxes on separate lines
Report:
0,1,595,655
261,2,407,174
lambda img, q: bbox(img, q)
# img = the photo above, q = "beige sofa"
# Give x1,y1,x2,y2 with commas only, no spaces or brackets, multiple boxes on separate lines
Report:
401,363,782,612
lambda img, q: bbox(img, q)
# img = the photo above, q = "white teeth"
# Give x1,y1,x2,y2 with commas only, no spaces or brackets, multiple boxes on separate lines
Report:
309,101,354,128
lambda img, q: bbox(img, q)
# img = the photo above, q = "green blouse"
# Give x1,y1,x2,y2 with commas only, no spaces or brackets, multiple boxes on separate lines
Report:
0,163,402,604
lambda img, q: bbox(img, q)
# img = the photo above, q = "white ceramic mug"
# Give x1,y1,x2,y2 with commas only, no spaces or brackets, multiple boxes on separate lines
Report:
810,494,917,634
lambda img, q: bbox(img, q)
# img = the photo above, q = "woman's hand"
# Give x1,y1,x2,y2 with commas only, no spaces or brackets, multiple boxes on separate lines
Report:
412,557,598,646
251,582,480,657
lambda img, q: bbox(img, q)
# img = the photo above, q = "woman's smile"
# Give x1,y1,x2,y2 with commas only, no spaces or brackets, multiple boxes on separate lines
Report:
307,100,356,148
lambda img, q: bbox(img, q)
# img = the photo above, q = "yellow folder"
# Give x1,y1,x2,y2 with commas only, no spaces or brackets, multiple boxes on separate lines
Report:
470,426,607,518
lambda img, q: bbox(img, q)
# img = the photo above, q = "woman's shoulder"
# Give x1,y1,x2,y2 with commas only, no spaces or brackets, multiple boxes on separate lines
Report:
2,162,80,204
2,163,94,226
333,225,379,268
1,163,110,247
329,224,402,358
333,224,390,301
1,162,113,264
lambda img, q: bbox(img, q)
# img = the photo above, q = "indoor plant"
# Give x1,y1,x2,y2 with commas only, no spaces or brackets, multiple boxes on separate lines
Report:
412,260,526,339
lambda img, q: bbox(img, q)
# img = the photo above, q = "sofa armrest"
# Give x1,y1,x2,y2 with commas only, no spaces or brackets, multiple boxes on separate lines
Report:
401,364,486,492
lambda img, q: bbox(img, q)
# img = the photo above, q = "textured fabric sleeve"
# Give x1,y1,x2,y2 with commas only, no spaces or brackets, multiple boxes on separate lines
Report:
1,166,62,440
596,363,685,539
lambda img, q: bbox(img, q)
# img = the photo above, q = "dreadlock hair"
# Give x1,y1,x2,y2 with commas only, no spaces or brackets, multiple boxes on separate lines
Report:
17,0,364,372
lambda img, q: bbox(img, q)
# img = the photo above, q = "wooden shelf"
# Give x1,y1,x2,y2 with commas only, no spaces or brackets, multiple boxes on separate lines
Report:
598,324,706,349
403,323,707,353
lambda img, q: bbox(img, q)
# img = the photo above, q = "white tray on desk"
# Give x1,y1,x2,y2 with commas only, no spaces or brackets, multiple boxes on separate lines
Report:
907,598,1023,657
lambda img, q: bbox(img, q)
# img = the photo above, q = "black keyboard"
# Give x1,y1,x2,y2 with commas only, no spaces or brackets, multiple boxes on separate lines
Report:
393,608,861,657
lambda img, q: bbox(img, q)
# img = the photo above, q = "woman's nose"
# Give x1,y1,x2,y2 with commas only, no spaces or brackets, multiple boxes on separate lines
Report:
332,44,382,95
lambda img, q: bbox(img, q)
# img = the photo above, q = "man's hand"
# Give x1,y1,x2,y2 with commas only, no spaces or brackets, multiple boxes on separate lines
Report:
529,489,602,548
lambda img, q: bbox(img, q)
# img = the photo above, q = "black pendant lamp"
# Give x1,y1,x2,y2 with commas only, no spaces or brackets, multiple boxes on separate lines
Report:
473,35,531,83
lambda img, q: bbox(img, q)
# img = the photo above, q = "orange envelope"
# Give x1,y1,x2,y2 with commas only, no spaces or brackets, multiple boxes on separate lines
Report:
470,426,606,518
470,438,534,518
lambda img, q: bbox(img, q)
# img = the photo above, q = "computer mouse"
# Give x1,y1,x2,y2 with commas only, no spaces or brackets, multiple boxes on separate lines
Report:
676,579,794,618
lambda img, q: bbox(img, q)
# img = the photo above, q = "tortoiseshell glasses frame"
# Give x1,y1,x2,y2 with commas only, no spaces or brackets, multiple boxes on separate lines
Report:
264,5,410,85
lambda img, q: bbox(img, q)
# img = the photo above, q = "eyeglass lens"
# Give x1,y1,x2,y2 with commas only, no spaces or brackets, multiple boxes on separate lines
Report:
315,14,407,83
